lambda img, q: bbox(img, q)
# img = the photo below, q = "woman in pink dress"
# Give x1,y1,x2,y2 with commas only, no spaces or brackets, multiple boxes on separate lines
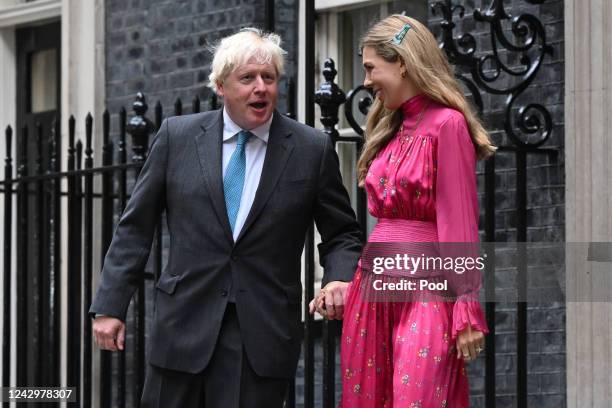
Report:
312,15,496,407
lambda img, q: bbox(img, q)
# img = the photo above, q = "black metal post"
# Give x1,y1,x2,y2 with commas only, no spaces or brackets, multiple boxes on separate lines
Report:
83,113,94,407
516,148,527,407
126,93,155,406
264,0,274,32
75,139,83,406
315,59,346,145
34,122,45,387
117,107,128,408
286,78,296,120
174,98,182,117
3,126,13,395
16,126,28,387
314,57,348,408
100,110,113,408
484,156,496,408
153,104,164,288
127,93,154,163
50,117,61,386
303,1,316,406
192,95,201,114
66,116,81,404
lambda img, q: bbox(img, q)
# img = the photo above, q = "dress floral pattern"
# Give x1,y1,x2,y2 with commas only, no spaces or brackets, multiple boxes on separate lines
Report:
340,94,489,407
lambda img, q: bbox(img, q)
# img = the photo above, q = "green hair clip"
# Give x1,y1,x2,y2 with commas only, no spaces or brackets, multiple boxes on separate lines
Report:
392,23,412,45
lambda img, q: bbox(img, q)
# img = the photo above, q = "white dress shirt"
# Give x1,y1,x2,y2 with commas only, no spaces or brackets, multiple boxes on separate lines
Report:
222,108,272,241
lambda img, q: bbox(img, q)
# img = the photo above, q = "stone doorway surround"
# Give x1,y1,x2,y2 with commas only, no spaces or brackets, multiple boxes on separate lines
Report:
565,0,612,406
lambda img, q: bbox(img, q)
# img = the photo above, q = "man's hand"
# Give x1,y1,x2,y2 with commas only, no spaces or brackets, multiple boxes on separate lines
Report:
93,316,126,351
456,324,485,363
308,281,350,320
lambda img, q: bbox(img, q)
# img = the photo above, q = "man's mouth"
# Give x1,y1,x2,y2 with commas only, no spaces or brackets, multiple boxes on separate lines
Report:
249,101,268,110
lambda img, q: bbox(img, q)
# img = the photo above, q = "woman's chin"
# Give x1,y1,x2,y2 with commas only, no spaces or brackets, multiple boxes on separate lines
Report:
383,101,400,111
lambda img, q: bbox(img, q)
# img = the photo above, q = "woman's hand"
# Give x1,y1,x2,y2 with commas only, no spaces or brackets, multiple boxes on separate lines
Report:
308,281,349,320
456,324,485,362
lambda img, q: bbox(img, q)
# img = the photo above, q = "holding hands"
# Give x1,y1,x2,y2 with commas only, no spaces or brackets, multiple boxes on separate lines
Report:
308,281,350,320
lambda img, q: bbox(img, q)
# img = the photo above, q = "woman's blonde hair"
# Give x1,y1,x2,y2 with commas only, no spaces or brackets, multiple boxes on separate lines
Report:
208,27,287,93
357,14,496,186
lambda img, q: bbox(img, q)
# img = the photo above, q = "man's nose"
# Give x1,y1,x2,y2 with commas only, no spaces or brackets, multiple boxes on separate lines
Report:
363,76,372,88
253,75,266,92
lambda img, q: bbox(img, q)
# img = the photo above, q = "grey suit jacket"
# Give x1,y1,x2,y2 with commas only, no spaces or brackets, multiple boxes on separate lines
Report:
89,109,363,378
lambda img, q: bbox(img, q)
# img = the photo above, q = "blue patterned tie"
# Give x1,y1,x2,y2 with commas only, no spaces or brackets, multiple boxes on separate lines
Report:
223,130,253,232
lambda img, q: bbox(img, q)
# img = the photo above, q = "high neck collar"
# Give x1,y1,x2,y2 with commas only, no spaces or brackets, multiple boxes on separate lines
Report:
401,93,428,117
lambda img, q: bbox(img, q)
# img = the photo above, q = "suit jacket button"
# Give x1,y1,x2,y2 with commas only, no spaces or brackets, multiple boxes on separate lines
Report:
221,290,228,297
231,255,238,261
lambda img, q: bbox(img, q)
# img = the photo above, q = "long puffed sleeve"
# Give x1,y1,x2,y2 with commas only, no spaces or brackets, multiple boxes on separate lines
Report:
435,112,489,341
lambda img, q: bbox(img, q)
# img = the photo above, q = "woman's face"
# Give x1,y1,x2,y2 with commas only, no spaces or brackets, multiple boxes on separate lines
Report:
362,46,410,110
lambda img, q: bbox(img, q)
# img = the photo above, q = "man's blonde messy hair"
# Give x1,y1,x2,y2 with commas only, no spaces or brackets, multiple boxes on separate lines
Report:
208,27,287,93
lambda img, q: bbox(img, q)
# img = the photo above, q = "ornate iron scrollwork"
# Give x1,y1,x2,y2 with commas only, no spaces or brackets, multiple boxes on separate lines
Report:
345,85,373,137
320,0,554,149
432,0,553,147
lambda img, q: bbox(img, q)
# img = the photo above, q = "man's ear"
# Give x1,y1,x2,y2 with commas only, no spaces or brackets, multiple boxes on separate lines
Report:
216,81,225,98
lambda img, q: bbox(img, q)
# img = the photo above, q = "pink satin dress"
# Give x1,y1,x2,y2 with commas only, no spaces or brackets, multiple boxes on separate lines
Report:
340,93,489,408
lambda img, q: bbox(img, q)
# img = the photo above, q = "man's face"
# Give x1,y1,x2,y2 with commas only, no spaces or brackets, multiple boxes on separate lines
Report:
216,59,278,130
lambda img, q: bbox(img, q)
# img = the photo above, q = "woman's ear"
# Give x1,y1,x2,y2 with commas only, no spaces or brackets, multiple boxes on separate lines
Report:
398,60,408,78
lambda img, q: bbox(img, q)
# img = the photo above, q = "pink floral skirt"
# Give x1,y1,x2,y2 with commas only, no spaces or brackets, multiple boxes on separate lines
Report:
340,219,486,408
340,268,468,408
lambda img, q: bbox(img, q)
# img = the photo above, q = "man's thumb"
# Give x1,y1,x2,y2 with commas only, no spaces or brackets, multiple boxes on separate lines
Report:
117,323,126,351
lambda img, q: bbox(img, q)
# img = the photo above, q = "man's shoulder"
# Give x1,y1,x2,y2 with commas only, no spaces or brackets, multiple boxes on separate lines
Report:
165,110,220,128
275,114,328,147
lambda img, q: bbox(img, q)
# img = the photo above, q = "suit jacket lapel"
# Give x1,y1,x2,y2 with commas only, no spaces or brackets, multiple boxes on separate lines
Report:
194,110,234,244
236,113,293,244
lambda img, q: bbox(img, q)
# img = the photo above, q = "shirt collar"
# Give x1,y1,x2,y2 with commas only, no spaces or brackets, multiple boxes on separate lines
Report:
222,108,272,143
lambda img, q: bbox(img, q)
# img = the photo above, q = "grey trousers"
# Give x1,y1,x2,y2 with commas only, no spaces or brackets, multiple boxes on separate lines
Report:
141,303,289,408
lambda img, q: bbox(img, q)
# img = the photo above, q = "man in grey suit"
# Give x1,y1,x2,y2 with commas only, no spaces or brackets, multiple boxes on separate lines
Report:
90,28,362,407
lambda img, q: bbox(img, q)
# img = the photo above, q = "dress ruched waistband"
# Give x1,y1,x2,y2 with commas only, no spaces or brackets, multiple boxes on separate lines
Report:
368,218,438,243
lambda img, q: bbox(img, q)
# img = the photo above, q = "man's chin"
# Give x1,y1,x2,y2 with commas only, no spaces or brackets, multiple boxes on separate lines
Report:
247,110,273,127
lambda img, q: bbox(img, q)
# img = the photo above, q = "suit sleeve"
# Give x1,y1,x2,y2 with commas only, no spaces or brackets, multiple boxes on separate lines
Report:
435,114,489,341
89,119,169,320
313,133,363,286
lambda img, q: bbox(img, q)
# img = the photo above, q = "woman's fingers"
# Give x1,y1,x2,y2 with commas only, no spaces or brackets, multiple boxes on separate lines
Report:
332,289,344,320
311,293,327,317
456,329,486,362
324,290,336,319
467,339,477,360
457,340,470,361
309,299,316,314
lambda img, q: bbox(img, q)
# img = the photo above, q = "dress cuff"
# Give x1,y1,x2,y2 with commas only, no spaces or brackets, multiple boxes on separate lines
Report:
451,298,489,341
